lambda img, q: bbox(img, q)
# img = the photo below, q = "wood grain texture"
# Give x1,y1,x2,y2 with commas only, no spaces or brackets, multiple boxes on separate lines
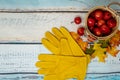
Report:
0,44,40,73
0,0,119,11
0,44,120,74
0,12,86,43
0,44,120,80
0,73,120,80
0,0,120,79
0,12,119,43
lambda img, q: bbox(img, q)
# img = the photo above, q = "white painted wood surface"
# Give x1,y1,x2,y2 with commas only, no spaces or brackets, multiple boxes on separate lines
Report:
0,11,119,75
0,44,40,73
0,12,86,43
0,12,119,43
0,0,119,80
0,44,120,74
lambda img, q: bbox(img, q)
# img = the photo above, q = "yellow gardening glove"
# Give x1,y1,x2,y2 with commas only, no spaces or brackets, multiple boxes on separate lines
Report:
36,54,88,80
41,27,91,63
36,38,89,80
36,27,90,80
42,27,86,56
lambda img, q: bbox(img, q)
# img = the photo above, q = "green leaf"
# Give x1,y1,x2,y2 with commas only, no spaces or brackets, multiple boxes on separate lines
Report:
85,45,95,55
98,40,110,48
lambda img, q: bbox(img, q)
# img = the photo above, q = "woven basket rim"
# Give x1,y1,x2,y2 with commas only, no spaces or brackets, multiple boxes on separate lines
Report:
85,6,119,40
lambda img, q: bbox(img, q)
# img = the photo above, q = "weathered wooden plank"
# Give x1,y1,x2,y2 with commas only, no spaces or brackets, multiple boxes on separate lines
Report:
86,73,120,80
0,12,86,43
0,44,40,73
0,44,120,73
0,0,119,80
0,73,120,80
0,0,119,11
0,12,119,43
0,74,41,80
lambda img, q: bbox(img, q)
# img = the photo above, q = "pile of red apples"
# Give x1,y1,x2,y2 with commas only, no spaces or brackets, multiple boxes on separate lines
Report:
87,9,117,37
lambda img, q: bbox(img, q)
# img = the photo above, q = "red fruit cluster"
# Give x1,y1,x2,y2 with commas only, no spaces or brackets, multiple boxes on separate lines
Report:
87,9,117,37
77,27,85,36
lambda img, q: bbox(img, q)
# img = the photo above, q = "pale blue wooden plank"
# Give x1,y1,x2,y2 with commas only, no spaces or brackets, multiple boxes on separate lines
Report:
0,0,119,11
0,44,120,74
0,44,41,73
86,73,120,80
0,74,42,80
0,73,120,80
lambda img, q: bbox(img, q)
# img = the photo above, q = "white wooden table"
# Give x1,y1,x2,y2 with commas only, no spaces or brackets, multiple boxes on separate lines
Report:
0,0,120,80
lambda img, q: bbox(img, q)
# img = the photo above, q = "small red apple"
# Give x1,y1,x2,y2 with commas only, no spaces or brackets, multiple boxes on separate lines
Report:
95,22,98,26
93,28,102,36
77,27,85,36
104,11,112,20
94,9,103,20
74,16,81,24
100,24,111,35
88,26,94,31
107,18,116,28
87,17,95,27
89,11,95,18
97,19,105,27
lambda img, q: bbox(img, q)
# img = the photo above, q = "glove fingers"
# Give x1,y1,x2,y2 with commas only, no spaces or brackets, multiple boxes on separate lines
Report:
38,54,58,61
60,27,85,56
52,27,64,40
60,38,72,55
36,61,55,68
45,31,59,48
41,38,59,54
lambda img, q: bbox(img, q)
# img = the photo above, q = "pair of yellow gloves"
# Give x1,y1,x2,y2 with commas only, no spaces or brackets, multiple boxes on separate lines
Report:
36,27,90,80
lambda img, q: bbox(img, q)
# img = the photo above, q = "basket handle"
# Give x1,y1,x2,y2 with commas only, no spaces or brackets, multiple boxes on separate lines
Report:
107,2,120,8
107,2,120,16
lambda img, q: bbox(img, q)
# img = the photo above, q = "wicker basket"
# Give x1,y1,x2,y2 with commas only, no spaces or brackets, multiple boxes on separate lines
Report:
85,2,120,40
